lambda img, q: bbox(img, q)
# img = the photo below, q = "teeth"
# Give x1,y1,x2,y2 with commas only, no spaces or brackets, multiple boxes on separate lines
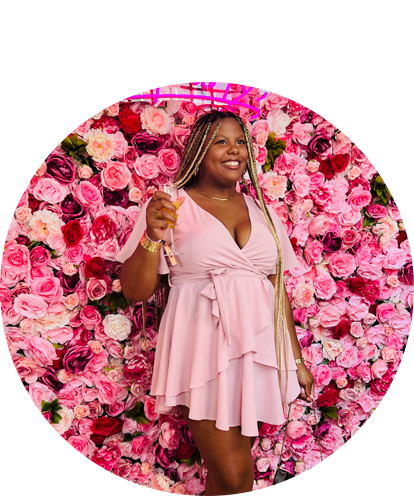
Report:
223,161,240,166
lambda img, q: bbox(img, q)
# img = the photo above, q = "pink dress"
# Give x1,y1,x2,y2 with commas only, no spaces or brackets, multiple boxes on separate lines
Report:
116,188,301,437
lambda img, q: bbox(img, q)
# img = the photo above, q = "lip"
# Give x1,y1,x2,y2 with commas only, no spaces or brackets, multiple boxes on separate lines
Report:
221,160,241,170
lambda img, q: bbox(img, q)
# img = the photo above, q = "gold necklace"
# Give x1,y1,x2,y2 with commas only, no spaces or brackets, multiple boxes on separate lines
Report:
194,185,237,201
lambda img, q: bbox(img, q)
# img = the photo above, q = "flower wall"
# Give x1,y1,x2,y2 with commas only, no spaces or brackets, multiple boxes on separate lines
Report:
1,83,412,493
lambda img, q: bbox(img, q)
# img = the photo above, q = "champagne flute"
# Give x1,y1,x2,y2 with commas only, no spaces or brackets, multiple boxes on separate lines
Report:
161,184,181,256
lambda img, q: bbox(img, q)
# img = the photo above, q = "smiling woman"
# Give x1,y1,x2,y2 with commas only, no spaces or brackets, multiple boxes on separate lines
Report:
117,110,314,495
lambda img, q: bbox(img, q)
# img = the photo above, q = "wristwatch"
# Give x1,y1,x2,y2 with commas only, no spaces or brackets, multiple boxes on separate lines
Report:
295,357,305,365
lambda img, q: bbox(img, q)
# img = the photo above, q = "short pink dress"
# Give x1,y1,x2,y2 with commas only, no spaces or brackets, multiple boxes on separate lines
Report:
116,188,301,437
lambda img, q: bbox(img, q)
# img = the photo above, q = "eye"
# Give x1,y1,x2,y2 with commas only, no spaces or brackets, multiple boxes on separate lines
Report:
238,139,246,144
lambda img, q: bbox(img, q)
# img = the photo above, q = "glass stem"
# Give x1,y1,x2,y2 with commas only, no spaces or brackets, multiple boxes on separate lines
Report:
170,228,176,253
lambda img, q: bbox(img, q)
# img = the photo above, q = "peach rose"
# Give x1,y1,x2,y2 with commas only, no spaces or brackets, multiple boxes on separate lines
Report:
15,206,32,224
84,128,116,163
52,405,75,434
262,171,287,200
101,161,131,191
78,166,93,179
293,282,315,308
15,110,48,146
322,339,343,360
251,119,270,146
306,160,320,173
128,187,143,203
141,105,172,135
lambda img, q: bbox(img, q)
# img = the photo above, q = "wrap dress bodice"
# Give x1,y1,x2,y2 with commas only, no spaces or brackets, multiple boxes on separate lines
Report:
116,187,301,436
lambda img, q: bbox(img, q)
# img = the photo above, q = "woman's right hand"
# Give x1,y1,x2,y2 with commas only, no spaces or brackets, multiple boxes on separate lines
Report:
146,191,185,242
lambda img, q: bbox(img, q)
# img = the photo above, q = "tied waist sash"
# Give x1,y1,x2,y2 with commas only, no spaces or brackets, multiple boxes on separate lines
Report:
169,268,271,348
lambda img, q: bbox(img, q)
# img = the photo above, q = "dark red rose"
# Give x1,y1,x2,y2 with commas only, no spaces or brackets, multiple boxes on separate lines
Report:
401,260,413,285
91,115,120,134
175,443,198,460
62,220,83,246
318,389,339,407
348,277,380,304
133,304,157,333
91,416,123,436
52,347,67,370
290,237,298,250
322,231,342,252
124,355,152,383
119,107,142,135
102,188,129,207
318,157,335,179
85,257,106,279
397,230,408,246
16,235,31,246
60,194,85,222
91,215,117,243
308,129,332,155
56,270,81,294
28,194,41,212
38,367,65,392
154,444,178,469
63,345,94,374
131,132,164,155
370,369,395,396
45,151,76,184
330,154,350,173
332,320,351,339
22,83,53,114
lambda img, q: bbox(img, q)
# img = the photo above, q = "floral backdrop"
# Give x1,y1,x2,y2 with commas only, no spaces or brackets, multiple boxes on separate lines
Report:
1,82,412,494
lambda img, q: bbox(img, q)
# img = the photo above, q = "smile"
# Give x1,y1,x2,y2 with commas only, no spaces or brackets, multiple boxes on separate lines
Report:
221,161,241,169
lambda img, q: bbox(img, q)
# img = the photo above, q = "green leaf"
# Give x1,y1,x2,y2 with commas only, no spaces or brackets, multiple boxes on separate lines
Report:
41,398,63,424
28,240,41,250
320,406,338,420
363,216,376,228
125,401,149,425
263,133,287,172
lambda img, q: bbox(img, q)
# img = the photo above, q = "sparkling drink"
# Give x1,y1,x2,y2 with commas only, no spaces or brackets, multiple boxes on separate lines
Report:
161,200,180,229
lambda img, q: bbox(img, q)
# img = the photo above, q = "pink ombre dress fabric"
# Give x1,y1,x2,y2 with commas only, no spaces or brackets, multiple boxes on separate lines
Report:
116,187,301,437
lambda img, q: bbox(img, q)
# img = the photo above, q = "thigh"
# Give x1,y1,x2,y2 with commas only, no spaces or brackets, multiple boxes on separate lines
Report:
179,405,253,477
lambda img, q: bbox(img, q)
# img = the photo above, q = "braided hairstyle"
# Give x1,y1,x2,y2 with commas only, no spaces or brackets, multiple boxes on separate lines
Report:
147,110,291,403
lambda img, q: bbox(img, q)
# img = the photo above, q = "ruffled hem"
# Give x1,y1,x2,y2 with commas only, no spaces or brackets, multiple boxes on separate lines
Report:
153,353,301,437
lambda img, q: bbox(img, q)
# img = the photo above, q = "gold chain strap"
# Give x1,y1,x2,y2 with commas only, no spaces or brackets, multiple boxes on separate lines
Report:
276,402,324,476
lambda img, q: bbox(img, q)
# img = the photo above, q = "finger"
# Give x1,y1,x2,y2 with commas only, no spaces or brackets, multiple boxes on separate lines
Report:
151,191,173,202
155,208,178,225
150,198,179,214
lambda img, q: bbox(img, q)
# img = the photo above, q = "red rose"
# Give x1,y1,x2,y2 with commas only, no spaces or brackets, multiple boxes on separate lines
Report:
348,277,380,304
62,220,83,246
318,389,339,407
91,215,117,243
332,319,351,339
119,107,142,135
85,257,106,279
318,157,335,179
22,83,53,114
28,194,41,213
330,154,350,173
175,443,197,460
91,416,123,437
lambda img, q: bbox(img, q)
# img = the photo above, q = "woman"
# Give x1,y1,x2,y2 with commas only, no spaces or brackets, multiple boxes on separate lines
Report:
117,110,315,495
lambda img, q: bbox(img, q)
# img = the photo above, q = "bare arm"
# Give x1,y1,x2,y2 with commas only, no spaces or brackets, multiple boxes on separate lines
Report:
120,192,185,304
267,274,315,402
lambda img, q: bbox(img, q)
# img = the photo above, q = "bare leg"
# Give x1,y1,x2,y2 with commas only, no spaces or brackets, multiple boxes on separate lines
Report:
179,405,262,495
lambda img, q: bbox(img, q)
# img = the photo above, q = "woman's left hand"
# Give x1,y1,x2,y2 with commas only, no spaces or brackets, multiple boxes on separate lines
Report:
296,363,315,403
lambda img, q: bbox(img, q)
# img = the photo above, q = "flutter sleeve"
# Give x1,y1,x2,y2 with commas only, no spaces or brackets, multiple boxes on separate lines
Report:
115,197,170,274
268,207,299,272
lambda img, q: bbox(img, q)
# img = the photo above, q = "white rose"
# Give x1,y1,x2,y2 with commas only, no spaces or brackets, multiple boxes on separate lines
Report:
52,404,75,434
103,314,132,341
267,109,291,136
351,424,371,446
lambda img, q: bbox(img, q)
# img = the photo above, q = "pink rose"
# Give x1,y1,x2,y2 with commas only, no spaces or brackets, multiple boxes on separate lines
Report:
76,181,103,206
21,451,46,481
389,310,411,329
42,327,73,344
0,157,30,193
309,215,330,237
317,307,342,328
376,304,396,323
314,275,337,300
159,421,181,450
92,446,121,471
381,346,397,362
359,394,375,413
347,186,372,210
347,296,369,321
357,262,383,280
293,175,310,198
15,110,48,146
2,243,31,275
371,359,388,378
347,166,361,180
80,305,102,328
336,346,360,368
293,282,315,308
366,204,387,219
112,131,128,158
30,246,51,267
177,101,198,125
251,120,270,146
140,105,172,135
86,279,107,301
0,207,17,241
67,435,93,456
292,122,314,145
95,373,124,405
313,364,332,388
31,277,63,302
33,177,68,204
26,335,57,366
286,420,308,440
329,253,357,278
383,248,407,270
172,125,191,149
157,148,181,176
101,161,131,191
14,294,48,318
308,172,325,190
350,322,364,338
304,240,324,265
64,245,84,264
133,154,160,179
29,382,56,408
356,362,371,383
78,166,93,179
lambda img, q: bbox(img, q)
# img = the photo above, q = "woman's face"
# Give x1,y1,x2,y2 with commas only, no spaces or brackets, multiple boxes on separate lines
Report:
198,117,248,186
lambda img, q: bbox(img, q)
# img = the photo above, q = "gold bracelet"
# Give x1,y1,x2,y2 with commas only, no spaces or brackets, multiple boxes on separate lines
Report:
295,357,305,365
140,230,164,254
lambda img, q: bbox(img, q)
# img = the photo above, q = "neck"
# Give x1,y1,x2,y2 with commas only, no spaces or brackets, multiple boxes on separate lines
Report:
193,178,237,199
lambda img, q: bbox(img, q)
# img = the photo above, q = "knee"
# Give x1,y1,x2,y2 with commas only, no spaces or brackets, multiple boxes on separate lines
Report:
213,462,254,494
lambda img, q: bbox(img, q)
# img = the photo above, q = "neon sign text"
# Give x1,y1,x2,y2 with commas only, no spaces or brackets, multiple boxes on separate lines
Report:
125,82,268,120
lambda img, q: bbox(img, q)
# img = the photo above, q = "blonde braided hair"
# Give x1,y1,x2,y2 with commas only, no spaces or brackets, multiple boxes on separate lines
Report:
152,110,291,404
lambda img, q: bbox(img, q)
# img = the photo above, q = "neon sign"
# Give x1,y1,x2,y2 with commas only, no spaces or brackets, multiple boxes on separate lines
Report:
124,82,268,120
